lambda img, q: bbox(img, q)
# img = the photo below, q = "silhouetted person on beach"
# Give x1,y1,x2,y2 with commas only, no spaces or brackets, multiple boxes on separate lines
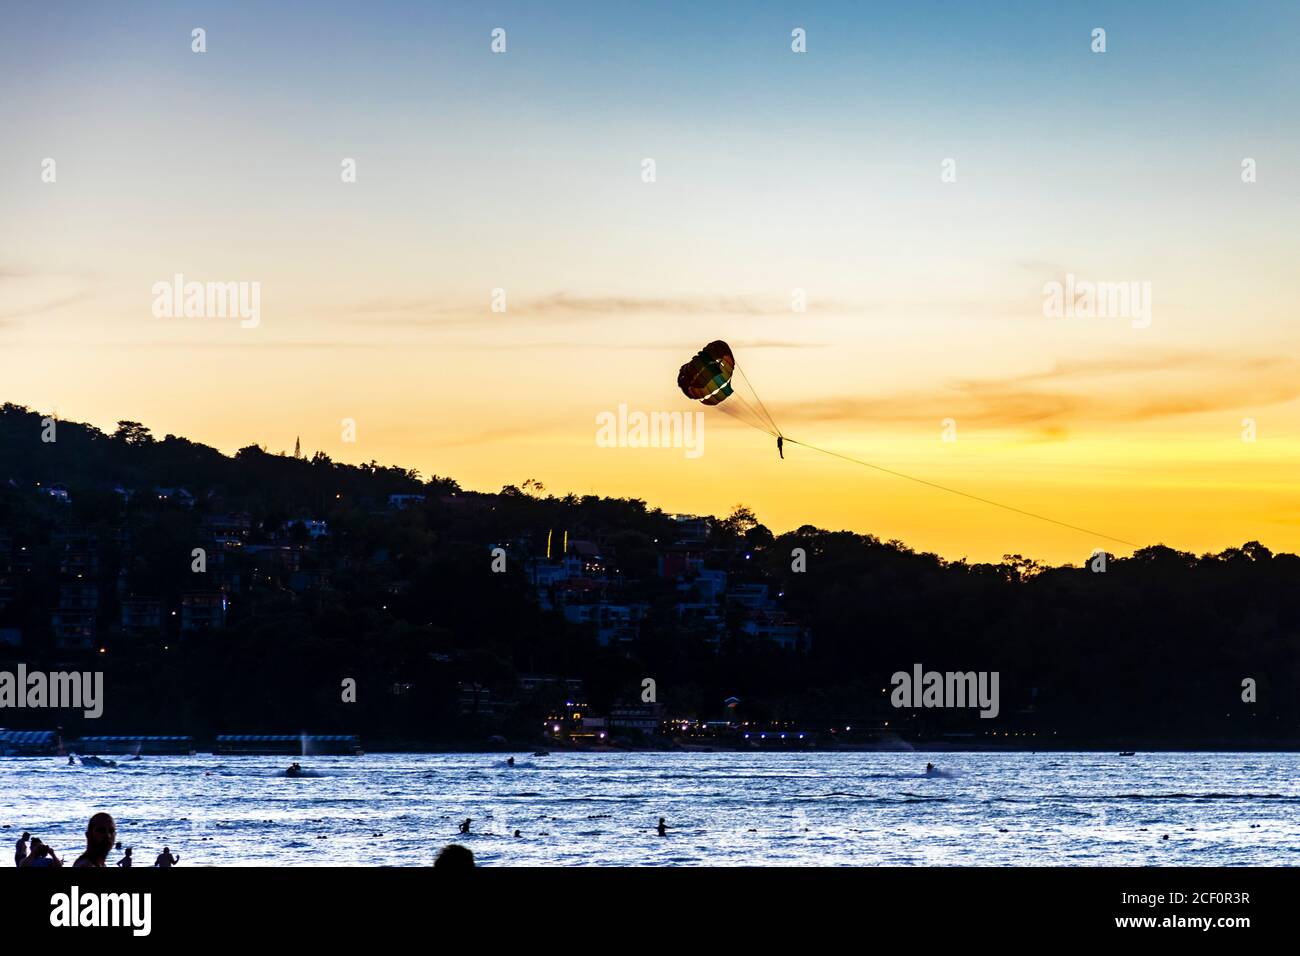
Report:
22,841,61,868
459,818,471,834
73,812,117,868
434,844,475,868
154,847,179,868
657,817,668,837
777,436,784,459
116,847,133,868
15,832,30,868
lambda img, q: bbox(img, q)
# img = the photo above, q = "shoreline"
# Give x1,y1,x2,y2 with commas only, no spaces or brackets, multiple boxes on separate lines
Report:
9,742,1300,756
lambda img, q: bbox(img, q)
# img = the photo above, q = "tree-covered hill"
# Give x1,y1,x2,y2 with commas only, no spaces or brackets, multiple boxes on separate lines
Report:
1,402,1297,749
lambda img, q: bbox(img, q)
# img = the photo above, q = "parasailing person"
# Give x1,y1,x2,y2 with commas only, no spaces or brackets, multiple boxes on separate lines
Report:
676,339,1133,547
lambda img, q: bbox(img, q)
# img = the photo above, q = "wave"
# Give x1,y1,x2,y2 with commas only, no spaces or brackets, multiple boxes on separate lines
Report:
805,793,952,804
1083,793,1294,802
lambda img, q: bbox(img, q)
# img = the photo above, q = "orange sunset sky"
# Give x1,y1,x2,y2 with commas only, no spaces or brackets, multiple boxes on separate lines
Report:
3,3,1298,564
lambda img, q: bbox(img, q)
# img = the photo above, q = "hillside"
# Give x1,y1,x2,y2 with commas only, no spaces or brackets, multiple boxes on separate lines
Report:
1,402,1298,748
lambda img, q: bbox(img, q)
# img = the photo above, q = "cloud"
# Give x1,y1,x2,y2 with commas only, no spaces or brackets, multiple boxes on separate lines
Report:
0,268,93,321
510,338,826,351
0,291,89,321
777,351,1300,432
339,291,856,327
372,421,564,450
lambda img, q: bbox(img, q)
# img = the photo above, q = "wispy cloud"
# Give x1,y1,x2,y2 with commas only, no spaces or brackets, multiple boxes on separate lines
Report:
778,351,1300,433
0,291,89,321
0,267,93,321
59,336,827,354
339,291,856,327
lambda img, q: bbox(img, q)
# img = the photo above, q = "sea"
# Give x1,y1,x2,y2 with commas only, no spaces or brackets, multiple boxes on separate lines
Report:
3,751,1298,866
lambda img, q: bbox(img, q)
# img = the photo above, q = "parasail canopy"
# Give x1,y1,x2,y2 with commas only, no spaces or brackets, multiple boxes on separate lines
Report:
677,339,780,436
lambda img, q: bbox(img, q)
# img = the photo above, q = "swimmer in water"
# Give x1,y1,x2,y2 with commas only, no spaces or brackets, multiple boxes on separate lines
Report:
926,762,935,774
656,817,668,837
459,818,471,834
507,757,515,767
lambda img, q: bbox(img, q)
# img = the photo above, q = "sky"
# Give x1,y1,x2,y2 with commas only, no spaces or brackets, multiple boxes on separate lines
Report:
2,1,1299,563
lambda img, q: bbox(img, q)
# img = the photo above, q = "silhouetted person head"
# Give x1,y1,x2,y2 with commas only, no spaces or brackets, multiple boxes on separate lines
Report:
75,812,117,867
21,832,31,841
435,844,475,869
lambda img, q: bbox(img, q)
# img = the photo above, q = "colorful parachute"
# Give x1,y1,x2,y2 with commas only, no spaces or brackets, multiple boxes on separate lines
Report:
677,340,781,436
677,340,736,406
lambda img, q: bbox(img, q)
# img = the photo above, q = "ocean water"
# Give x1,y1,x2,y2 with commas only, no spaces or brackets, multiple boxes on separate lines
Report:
3,751,1298,867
